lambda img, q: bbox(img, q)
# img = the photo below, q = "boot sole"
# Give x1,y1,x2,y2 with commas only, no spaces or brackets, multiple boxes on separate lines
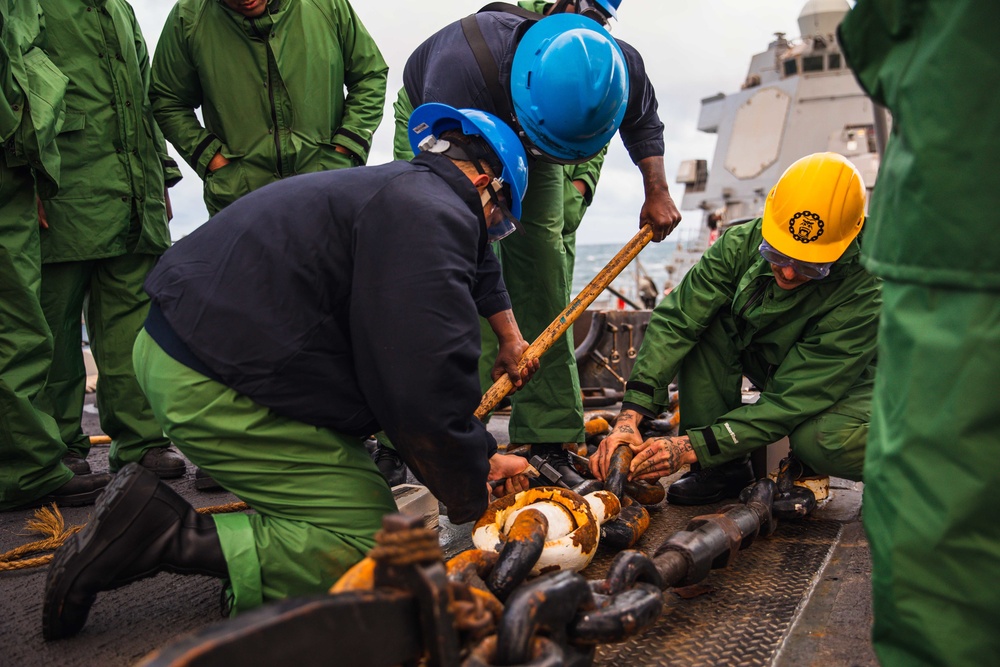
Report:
194,475,223,492
42,463,161,640
13,485,108,511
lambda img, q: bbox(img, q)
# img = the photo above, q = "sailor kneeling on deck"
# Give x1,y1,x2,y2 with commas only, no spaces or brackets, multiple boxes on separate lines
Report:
42,104,537,640
591,153,880,505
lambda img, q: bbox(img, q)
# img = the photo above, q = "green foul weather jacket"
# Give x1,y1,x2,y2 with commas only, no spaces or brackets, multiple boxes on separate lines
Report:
37,0,178,262
150,0,387,213
1,0,65,185
622,219,880,466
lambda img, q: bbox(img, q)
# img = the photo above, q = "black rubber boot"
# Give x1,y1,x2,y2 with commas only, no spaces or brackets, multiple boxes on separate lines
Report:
62,455,92,476
137,446,187,479
530,444,585,488
43,463,228,640
371,441,408,487
13,473,112,510
194,467,223,492
666,458,755,505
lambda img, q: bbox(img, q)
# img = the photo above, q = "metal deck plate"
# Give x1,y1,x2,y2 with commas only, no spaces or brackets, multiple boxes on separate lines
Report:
588,502,842,667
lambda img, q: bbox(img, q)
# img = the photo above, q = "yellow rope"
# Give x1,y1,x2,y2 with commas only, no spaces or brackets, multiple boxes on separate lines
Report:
0,500,250,572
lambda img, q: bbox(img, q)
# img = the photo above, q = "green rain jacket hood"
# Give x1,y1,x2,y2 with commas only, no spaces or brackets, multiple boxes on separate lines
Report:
150,0,387,212
623,219,881,464
37,0,177,262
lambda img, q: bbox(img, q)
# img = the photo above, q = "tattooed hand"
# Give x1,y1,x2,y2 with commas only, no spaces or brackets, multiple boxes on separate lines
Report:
589,409,644,481
628,435,697,482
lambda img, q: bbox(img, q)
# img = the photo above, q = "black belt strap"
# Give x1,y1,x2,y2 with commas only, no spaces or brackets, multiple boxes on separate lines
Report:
460,14,510,115
478,2,543,19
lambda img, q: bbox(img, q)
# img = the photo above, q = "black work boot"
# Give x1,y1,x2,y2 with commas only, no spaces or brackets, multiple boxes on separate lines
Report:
43,463,228,640
530,444,585,488
62,455,92,476
666,458,755,505
137,446,187,479
194,467,223,492
371,441,408,487
12,473,112,510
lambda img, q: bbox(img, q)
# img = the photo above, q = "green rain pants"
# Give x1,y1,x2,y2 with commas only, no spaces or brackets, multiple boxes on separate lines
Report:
478,167,590,431
0,162,73,510
866,282,1000,666
484,161,586,445
678,312,868,479
133,330,396,614
38,253,168,469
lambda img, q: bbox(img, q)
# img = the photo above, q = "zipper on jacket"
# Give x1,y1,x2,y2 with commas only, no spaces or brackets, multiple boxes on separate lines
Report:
737,279,769,320
250,17,285,178
265,45,284,178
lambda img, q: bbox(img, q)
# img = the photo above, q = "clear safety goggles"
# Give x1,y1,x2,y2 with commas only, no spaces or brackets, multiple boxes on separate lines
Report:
553,0,613,26
481,177,519,243
758,239,833,280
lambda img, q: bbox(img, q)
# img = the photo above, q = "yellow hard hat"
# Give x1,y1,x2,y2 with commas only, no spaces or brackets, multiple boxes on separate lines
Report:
761,152,866,263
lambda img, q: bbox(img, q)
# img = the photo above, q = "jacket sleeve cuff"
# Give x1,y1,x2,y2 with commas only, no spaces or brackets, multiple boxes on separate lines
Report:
620,401,657,420
192,135,224,178
622,380,659,416
163,158,183,188
476,291,512,319
686,425,744,468
625,138,665,165
333,128,371,165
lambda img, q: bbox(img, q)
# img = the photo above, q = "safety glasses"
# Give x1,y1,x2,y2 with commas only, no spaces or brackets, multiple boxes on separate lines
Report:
758,239,833,280
481,178,520,243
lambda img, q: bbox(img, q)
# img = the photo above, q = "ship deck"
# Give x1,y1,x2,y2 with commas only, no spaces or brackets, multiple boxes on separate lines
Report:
0,394,878,666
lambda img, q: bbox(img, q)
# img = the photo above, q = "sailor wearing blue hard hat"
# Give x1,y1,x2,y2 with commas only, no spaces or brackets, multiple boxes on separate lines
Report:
42,103,538,639
389,2,681,491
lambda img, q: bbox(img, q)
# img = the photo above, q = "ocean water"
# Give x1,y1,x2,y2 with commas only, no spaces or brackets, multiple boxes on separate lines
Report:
572,236,703,309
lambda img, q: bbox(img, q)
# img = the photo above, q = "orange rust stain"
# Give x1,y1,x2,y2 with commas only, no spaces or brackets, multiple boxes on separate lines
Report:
570,523,599,553
329,557,375,593
446,550,498,579
594,491,621,518
507,509,549,541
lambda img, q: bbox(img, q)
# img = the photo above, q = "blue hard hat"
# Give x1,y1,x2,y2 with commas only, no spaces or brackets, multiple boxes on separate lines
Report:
408,103,529,224
510,13,628,163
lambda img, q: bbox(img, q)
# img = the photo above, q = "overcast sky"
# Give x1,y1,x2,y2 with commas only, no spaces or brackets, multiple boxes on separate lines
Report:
130,0,808,245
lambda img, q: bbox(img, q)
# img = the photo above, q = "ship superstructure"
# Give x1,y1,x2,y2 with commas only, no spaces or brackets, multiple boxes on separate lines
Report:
669,0,882,286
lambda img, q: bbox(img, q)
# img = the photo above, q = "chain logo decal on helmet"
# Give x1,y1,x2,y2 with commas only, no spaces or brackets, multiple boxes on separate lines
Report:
788,211,825,244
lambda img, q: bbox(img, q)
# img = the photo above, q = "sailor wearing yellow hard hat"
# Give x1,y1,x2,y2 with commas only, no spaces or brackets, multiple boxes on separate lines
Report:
590,152,879,512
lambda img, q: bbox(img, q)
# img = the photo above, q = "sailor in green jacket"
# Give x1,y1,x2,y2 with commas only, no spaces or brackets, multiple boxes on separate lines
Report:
150,0,388,216
840,2,1000,664
35,0,184,479
0,0,111,510
590,154,879,506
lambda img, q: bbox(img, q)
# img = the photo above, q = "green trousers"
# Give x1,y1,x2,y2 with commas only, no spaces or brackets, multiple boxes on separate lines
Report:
678,312,868,479
482,161,586,445
133,330,396,614
0,162,73,510
38,253,167,468
866,282,1000,666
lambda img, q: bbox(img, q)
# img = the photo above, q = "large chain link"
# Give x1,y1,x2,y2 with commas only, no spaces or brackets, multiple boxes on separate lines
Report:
352,478,778,667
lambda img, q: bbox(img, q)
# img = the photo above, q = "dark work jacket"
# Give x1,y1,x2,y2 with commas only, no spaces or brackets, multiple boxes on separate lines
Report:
144,153,506,523
402,11,665,165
